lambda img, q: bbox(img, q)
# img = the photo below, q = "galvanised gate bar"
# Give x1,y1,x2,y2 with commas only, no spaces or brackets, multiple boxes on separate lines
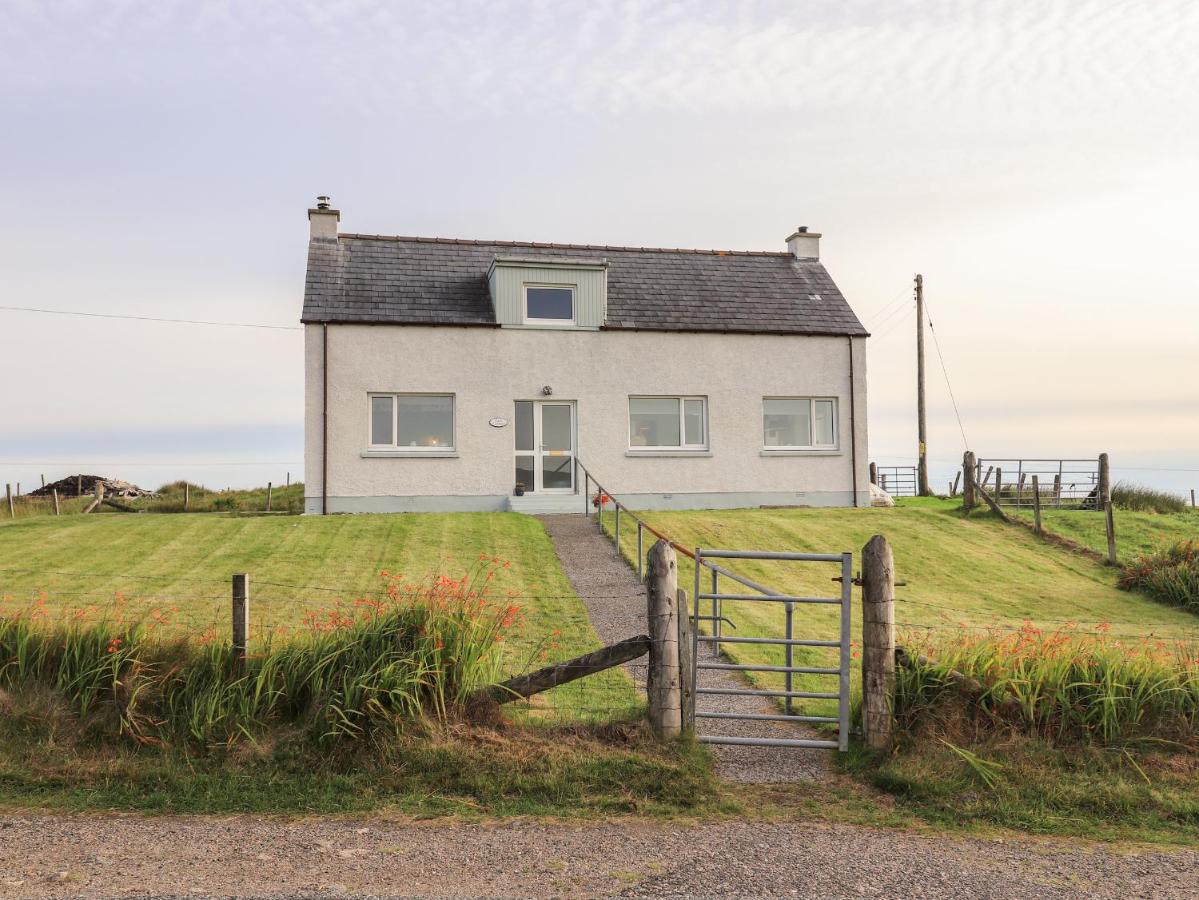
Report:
691,548,853,752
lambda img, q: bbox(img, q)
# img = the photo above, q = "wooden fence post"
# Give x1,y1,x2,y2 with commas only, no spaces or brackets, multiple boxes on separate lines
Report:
1032,475,1042,534
266,482,273,512
869,462,878,486
5,484,13,519
861,534,896,751
645,540,682,738
677,587,694,731
232,574,250,671
52,489,60,516
1098,453,1110,507
962,451,976,509
1104,500,1117,564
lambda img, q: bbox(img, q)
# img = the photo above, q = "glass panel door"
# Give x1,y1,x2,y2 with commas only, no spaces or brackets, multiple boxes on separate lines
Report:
514,401,535,493
539,403,574,492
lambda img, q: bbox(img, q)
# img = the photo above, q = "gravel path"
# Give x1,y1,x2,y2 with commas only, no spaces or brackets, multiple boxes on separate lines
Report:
540,515,828,783
1,813,1195,898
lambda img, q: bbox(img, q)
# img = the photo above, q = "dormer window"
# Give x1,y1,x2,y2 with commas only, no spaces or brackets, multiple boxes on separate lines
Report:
524,285,575,324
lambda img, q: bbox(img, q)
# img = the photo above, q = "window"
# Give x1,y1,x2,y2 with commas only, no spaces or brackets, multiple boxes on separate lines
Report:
524,285,575,324
763,397,837,450
368,393,455,450
629,396,707,450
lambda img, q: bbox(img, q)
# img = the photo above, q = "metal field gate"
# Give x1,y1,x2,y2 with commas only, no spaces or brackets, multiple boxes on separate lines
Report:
689,548,852,752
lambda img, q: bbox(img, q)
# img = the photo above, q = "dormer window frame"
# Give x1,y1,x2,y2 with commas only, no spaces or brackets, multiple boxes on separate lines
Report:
522,283,577,327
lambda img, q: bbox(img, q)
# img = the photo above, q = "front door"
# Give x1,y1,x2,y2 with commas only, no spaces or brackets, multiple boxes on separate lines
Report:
514,401,575,493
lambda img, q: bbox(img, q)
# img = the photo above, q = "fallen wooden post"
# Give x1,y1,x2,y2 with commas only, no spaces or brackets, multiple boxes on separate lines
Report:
478,635,651,705
975,484,1012,523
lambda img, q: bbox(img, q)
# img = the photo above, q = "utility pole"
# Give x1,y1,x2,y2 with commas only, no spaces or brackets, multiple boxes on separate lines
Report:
915,273,930,495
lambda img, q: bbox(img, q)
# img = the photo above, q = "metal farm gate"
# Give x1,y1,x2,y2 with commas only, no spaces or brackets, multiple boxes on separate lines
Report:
875,466,918,498
689,548,852,751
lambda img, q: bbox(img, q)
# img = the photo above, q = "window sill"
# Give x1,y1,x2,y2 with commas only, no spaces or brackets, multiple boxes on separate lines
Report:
361,450,459,459
625,450,713,458
759,449,842,457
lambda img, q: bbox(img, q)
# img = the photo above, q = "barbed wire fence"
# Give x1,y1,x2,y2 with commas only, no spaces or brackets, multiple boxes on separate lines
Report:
2,562,1197,731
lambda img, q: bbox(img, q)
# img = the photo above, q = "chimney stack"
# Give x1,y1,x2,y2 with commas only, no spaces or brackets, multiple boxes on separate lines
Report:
308,195,340,240
785,225,821,260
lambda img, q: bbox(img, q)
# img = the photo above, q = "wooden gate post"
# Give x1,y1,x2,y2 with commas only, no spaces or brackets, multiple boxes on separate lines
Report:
232,574,250,672
677,587,694,730
861,535,896,751
962,451,976,510
645,540,682,738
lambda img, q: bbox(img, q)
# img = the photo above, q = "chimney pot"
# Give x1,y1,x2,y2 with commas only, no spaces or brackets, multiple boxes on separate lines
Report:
308,195,340,241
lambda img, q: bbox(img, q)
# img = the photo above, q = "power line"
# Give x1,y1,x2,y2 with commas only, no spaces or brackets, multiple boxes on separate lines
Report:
0,305,302,331
923,298,969,451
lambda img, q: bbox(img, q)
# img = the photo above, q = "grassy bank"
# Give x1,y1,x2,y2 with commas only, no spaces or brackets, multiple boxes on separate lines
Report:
601,498,1199,717
6,482,306,519
1010,505,1198,562
843,623,1199,844
0,512,639,724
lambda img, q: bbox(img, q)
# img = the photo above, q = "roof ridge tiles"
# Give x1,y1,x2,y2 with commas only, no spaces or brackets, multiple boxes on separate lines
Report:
338,232,792,258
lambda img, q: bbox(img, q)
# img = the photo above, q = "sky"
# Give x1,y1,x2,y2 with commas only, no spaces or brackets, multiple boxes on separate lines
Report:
1,0,1197,495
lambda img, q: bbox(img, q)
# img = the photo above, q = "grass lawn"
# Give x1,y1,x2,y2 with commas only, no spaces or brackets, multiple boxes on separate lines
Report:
601,497,1199,716
1010,506,1198,562
0,511,638,724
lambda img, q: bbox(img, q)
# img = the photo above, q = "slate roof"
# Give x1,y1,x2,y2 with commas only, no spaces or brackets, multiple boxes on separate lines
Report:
302,234,868,337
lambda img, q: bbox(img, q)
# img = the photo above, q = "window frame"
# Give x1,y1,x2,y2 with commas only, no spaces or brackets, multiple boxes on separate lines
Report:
522,283,577,326
627,395,708,451
367,392,456,452
762,396,838,451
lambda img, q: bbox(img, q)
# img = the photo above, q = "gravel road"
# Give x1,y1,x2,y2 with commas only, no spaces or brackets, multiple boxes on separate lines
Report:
1,812,1195,898
539,514,828,783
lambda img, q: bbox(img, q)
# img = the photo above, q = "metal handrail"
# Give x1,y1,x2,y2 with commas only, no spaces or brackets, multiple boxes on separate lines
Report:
574,458,697,562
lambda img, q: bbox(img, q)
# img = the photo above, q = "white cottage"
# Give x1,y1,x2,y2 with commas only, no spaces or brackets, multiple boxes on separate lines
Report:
302,198,870,514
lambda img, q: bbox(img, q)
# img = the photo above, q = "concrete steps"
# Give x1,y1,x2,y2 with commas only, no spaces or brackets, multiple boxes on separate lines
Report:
506,493,586,515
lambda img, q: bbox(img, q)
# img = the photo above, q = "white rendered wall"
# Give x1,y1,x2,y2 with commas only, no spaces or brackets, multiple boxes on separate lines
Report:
304,325,869,512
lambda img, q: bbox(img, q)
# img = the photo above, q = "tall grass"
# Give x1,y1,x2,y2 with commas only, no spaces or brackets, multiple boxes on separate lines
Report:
1111,481,1188,514
1120,541,1199,614
896,623,1199,748
0,563,519,747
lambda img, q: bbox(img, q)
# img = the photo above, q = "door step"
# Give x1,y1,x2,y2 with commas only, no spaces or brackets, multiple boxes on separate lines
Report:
506,494,587,515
